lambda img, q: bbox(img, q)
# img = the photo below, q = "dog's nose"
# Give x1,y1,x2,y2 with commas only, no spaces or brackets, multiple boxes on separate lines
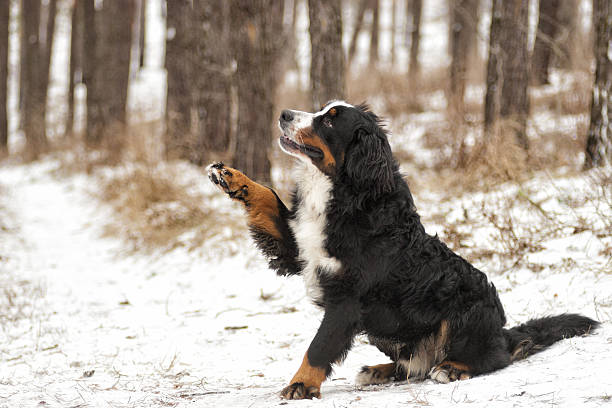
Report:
280,110,294,123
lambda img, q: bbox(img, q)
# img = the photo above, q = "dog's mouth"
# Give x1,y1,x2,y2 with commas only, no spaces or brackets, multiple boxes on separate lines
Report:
279,133,324,160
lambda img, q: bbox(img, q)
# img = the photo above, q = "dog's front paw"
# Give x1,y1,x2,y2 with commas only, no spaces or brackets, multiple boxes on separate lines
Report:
280,382,321,400
206,162,249,201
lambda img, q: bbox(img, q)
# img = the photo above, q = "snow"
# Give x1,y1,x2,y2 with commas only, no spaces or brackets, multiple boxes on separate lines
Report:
1,158,611,408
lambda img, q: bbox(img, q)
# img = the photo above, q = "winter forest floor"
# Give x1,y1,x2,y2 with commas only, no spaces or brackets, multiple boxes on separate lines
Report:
0,155,611,408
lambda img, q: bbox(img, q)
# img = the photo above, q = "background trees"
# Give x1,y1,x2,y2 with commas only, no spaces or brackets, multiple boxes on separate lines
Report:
0,0,8,156
2,0,610,179
585,0,611,168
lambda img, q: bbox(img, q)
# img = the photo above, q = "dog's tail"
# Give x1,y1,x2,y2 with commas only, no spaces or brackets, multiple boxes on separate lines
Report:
503,313,599,361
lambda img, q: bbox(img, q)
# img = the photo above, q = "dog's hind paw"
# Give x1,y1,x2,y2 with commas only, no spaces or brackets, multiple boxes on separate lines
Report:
355,363,396,386
429,361,472,384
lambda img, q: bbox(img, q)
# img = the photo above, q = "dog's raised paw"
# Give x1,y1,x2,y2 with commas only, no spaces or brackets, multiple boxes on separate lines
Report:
206,163,249,200
280,382,321,400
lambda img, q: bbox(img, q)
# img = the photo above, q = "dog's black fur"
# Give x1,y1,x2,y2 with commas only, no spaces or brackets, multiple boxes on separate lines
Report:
208,102,599,399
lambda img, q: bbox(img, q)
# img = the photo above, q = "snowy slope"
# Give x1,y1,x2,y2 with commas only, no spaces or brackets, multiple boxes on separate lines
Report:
1,158,610,408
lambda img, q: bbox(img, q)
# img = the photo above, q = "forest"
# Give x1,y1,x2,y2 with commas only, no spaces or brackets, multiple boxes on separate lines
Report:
0,1,611,407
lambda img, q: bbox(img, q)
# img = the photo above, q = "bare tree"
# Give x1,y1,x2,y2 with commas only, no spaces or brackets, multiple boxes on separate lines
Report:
0,0,8,155
484,0,530,149
231,0,284,182
309,0,345,110
484,0,502,131
369,0,380,67
448,0,478,115
584,0,611,168
348,0,369,65
22,0,56,159
165,0,195,160
407,0,423,85
67,0,84,137
85,0,135,147
531,0,560,85
391,0,397,67
166,1,232,164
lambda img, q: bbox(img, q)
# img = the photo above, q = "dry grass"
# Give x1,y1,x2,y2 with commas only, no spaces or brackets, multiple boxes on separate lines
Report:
98,162,241,254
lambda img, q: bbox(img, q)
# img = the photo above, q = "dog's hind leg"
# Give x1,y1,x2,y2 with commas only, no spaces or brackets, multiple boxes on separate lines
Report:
207,162,300,276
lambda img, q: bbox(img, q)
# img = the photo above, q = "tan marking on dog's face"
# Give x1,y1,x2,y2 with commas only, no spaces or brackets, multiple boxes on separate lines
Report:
296,127,336,172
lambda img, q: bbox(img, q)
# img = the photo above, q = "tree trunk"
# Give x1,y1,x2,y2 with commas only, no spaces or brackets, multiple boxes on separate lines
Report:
369,0,380,67
139,0,146,68
166,0,232,165
193,0,232,165
391,0,397,67
85,0,134,147
0,0,8,155
484,0,502,132
231,0,284,182
308,0,345,110
449,0,478,115
22,0,55,159
498,0,530,150
484,0,530,150
348,0,369,65
68,0,84,137
407,0,422,85
165,0,195,160
584,0,611,168
531,0,560,85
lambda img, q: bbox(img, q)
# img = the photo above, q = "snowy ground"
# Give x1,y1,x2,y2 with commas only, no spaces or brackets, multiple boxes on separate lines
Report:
1,158,611,408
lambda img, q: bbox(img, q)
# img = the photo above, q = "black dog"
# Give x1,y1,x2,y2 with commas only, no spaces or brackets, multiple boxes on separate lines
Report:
207,101,598,400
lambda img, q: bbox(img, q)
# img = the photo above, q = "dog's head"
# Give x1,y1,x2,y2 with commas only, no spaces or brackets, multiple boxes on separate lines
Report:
278,101,395,199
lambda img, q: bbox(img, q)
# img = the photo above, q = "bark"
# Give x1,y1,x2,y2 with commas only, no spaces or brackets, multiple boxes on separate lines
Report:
231,0,284,182
165,0,195,160
407,0,422,84
68,0,84,136
0,0,8,155
85,0,135,146
584,0,611,168
348,0,369,65
531,0,560,85
484,0,529,150
165,0,232,164
449,0,478,115
193,0,232,164
498,0,530,150
308,0,345,110
391,0,397,67
484,0,502,131
22,0,56,159
369,0,380,66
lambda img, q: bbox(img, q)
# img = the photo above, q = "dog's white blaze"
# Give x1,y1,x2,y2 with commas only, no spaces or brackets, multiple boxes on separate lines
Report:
313,100,354,117
290,162,341,301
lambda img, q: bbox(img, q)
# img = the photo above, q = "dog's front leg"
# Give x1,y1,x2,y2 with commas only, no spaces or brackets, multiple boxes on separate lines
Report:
281,299,361,400
207,162,300,276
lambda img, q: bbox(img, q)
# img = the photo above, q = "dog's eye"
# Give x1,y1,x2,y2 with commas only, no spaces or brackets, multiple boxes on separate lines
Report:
323,117,333,128
329,108,337,116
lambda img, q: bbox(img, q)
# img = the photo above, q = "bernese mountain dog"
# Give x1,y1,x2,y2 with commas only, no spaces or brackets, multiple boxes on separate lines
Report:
206,101,599,400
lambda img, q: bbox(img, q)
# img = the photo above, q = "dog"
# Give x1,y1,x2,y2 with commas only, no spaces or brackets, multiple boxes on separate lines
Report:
207,101,599,400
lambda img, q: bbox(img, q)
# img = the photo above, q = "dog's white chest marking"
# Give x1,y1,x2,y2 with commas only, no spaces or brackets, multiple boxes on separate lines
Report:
290,163,341,301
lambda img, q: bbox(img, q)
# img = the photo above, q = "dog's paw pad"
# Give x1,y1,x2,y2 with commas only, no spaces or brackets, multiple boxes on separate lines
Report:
280,382,320,400
206,163,248,199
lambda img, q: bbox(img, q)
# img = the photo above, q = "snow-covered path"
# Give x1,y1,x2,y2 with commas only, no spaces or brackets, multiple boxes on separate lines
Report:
1,160,611,408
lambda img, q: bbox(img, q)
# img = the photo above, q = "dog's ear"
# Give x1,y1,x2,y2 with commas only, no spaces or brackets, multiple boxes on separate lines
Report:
344,127,395,200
